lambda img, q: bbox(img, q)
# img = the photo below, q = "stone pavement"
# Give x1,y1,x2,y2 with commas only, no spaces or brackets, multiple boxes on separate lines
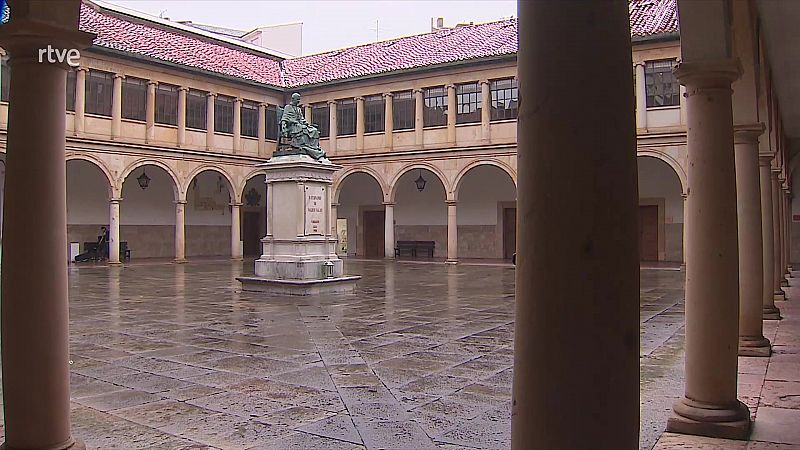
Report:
1,259,689,449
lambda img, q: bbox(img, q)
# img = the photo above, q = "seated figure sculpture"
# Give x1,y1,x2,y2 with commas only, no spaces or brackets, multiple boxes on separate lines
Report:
280,93,328,161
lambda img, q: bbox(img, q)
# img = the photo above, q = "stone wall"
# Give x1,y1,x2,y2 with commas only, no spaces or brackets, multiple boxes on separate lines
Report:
186,225,231,257
665,223,683,262
395,225,447,258
68,224,231,259
458,225,498,259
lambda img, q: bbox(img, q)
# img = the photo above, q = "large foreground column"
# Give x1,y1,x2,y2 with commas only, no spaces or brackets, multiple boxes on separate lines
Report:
667,60,750,439
0,2,91,447
734,125,770,356
512,2,639,448
760,155,781,319
772,170,786,301
384,202,395,259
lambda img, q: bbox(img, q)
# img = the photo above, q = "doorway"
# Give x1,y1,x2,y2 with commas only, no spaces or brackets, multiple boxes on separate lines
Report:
503,207,517,260
363,210,385,258
242,211,261,257
639,205,658,261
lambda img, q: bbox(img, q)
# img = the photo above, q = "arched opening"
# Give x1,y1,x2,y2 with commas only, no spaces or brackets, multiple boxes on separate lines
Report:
456,164,517,260
637,156,684,262
185,169,234,257
121,164,178,259
337,172,385,257
394,167,447,259
67,159,111,261
241,174,266,257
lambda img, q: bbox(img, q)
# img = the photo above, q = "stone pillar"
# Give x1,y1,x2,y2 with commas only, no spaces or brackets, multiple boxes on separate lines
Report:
328,100,337,152
414,88,424,146
233,97,242,153
111,73,123,139
772,170,786,301
778,179,789,287
446,200,457,263
109,198,122,265
356,96,365,151
384,92,393,149
666,60,751,439
0,3,91,447
231,203,243,260
681,192,688,267
304,104,312,123
635,62,647,129
785,189,793,274
734,124,770,356
74,67,86,137
761,156,782,319
175,200,186,263
177,86,187,147
781,188,790,280
257,102,266,156
384,202,395,259
206,93,216,150
145,80,157,144
446,84,456,143
331,202,339,238
480,80,491,141
512,1,639,447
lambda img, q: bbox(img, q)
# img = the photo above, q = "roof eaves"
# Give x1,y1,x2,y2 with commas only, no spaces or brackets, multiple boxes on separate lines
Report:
631,31,680,44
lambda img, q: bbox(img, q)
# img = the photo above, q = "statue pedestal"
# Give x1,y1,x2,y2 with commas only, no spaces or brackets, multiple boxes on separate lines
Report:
238,155,360,295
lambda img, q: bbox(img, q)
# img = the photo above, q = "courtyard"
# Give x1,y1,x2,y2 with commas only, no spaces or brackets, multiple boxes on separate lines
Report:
34,259,689,449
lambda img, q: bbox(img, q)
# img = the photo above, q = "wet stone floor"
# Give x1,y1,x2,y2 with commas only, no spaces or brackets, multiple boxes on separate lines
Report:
7,260,687,449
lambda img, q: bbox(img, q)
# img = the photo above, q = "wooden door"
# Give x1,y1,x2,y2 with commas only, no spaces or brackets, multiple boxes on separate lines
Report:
639,205,659,261
363,210,385,258
503,207,517,260
242,212,261,257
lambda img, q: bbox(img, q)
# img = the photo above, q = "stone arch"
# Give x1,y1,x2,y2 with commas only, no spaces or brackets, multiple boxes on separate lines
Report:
636,150,687,193
334,167,388,204
238,168,267,200
119,159,181,201
453,159,517,201
66,153,114,198
184,165,237,204
388,162,451,203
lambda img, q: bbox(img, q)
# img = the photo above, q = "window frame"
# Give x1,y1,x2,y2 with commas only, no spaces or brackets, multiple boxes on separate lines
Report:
364,94,385,133
240,100,259,138
265,105,279,141
645,59,680,108
490,78,518,121
455,82,481,125
155,83,178,126
337,98,356,136
66,69,77,112
121,76,147,122
85,70,113,117
214,95,235,134
392,90,414,131
186,89,208,130
423,86,447,128
312,102,330,138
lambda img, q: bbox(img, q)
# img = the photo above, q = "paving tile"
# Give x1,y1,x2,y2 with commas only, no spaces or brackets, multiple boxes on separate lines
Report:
751,406,800,445
75,389,164,412
296,413,363,445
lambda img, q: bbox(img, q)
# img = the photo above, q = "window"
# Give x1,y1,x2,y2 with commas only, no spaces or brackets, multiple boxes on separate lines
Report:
364,95,384,133
490,78,518,121
393,90,414,130
266,105,278,141
155,83,178,125
86,70,113,116
121,77,146,121
0,57,9,103
423,86,447,127
645,59,679,107
312,103,329,138
241,100,259,138
456,82,481,124
337,98,356,136
214,95,234,134
66,70,76,112
186,89,207,130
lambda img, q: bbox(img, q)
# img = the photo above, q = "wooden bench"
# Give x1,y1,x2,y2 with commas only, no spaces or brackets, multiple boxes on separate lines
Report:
395,240,435,258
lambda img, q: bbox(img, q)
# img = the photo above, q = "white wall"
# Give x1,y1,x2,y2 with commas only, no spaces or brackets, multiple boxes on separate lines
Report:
67,160,110,224
395,169,447,225
185,170,232,226
637,156,683,222
121,166,177,225
457,165,516,225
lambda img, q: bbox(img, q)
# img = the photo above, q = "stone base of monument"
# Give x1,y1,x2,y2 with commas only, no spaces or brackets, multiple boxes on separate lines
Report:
237,154,361,296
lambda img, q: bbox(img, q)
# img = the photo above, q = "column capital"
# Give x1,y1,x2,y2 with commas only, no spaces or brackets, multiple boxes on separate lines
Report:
445,84,456,91
681,192,688,200
229,202,243,207
147,80,159,87
413,88,424,95
110,197,123,204
174,200,187,205
259,102,268,108
733,123,765,144
75,67,89,73
206,92,217,99
331,202,340,208
446,200,457,206
674,59,741,92
771,167,783,175
479,79,490,86
633,61,646,68
355,96,364,102
383,202,395,207
113,73,125,80
382,92,394,99
327,99,337,106
178,86,190,92
778,174,786,183
234,97,243,104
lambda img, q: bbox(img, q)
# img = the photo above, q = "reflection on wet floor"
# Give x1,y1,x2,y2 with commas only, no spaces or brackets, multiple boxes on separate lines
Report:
23,260,686,449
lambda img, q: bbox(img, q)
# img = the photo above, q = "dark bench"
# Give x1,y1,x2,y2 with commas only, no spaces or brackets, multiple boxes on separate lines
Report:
395,240,435,258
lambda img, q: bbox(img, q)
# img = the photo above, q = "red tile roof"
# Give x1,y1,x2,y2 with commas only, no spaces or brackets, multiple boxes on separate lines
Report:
79,0,678,89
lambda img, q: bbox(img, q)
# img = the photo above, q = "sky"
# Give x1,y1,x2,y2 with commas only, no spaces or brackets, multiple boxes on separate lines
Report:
104,1,518,56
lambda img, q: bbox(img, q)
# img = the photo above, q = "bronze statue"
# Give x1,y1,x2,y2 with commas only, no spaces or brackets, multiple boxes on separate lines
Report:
279,93,327,161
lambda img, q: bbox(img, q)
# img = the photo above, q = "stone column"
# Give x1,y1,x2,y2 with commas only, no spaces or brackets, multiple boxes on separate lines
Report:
233,97,242,153
734,124,770,356
231,203,243,260
480,80,491,141
145,80,157,144
177,86,187,147
111,73,123,139
772,170,786,301
761,157,782,319
681,192,688,267
384,202,395,259
257,102,266,156
74,67,87,137
781,188,790,280
785,189,793,274
328,100,337,152
331,202,339,238
206,93,216,150
109,198,122,265
175,200,186,263
414,88,424,146
0,4,91,447
778,179,789,287
446,84,456,143
446,200,457,263
635,62,647,129
666,60,751,439
356,96,365,151
384,92,393,149
512,1,639,446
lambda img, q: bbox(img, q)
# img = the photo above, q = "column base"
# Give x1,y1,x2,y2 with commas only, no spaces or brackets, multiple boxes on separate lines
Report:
666,398,751,440
763,306,782,320
108,261,123,266
774,289,786,301
738,336,772,357
445,259,458,265
1,437,85,450
787,270,793,279
231,257,244,262
174,258,187,264
780,278,789,287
